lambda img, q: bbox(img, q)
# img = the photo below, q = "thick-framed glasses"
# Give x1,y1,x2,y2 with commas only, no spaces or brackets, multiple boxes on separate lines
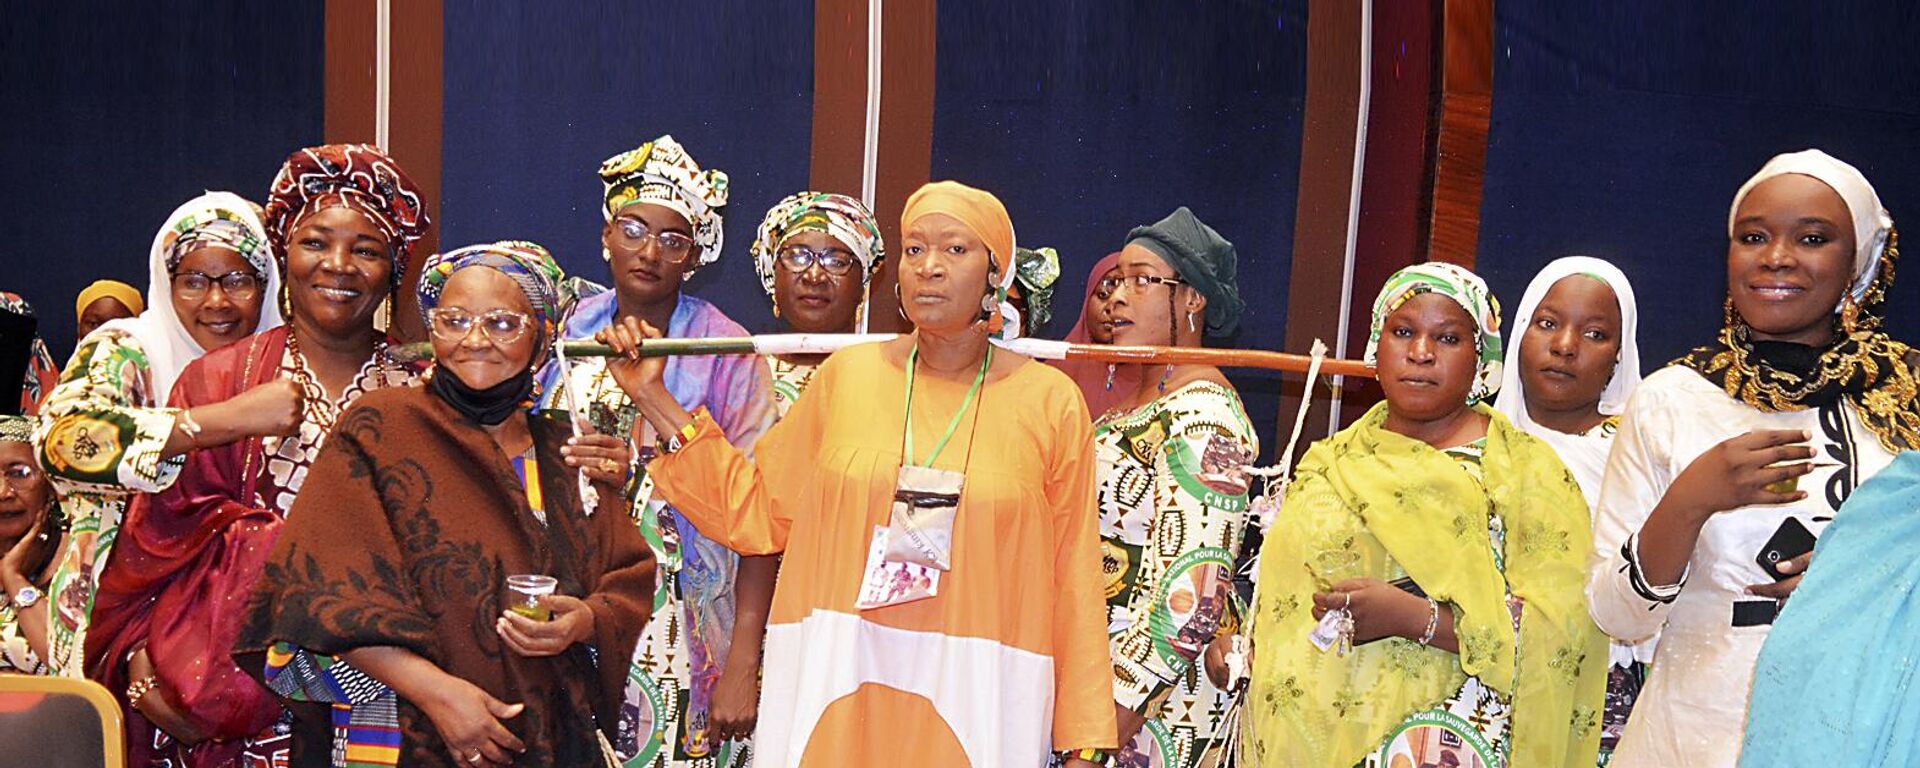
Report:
1110,273,1186,295
777,245,858,277
173,270,262,301
612,217,698,264
0,462,39,491
427,307,534,345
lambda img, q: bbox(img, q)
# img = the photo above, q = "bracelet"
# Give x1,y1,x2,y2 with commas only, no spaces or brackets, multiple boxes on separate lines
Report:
174,409,204,449
126,676,159,710
659,416,699,454
1417,598,1440,646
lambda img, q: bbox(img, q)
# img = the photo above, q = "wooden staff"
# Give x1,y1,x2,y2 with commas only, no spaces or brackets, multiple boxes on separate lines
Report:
390,334,1376,379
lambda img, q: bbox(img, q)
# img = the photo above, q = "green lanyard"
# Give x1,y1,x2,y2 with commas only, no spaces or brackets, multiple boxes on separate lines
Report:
903,344,992,468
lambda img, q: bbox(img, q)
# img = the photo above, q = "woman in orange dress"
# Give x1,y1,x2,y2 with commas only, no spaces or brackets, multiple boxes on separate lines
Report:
594,181,1116,767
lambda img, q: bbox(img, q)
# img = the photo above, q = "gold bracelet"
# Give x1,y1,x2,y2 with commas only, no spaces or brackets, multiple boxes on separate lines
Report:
126,676,159,710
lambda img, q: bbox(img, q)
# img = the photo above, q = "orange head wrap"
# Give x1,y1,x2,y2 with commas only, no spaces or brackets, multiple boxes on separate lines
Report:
901,181,1018,292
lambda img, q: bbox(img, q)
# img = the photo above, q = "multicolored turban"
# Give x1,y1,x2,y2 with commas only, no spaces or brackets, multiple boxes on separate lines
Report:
598,135,729,271
417,241,571,368
750,191,885,298
1364,261,1505,405
264,144,432,286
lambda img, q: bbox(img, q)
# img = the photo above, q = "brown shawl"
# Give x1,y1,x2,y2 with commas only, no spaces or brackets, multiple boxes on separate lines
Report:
235,384,654,766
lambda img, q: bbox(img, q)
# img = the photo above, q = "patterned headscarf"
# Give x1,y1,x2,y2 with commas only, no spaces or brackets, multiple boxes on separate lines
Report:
598,135,729,271
750,191,885,297
417,241,571,369
161,204,275,280
1365,261,1505,404
75,280,143,320
0,414,32,443
264,144,432,286
1012,246,1062,334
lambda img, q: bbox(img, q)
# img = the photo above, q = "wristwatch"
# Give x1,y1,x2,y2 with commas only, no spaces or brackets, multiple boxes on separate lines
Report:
12,586,42,609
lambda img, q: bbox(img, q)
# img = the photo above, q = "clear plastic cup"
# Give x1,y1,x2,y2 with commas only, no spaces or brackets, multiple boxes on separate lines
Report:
505,574,557,621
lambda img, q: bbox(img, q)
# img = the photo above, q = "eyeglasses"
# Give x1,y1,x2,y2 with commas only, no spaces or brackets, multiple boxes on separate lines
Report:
173,270,262,301
612,217,698,264
427,308,534,345
1106,273,1186,295
0,463,39,491
777,245,858,277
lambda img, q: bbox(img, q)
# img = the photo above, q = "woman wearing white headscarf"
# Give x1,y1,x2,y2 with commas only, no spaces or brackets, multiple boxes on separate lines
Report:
1491,256,1645,764
33,191,300,678
1588,149,1915,767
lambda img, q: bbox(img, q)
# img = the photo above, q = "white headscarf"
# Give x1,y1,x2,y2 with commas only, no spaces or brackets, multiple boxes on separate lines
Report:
1728,148,1892,308
94,192,284,404
1492,256,1641,508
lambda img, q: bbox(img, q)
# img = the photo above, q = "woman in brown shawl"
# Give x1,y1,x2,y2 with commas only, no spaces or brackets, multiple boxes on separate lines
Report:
237,241,654,766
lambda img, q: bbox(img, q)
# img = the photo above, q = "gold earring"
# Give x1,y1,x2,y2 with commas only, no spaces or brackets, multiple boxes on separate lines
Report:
1842,294,1861,334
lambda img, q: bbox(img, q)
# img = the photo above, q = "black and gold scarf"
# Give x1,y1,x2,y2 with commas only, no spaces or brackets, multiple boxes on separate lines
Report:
1676,229,1920,453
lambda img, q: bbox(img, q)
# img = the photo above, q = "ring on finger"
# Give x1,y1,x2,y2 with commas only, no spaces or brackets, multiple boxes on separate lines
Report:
1342,592,1352,610
467,751,483,764
601,458,620,473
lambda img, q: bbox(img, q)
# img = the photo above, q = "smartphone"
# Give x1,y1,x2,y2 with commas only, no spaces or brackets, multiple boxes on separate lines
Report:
1756,517,1817,582
1388,575,1427,600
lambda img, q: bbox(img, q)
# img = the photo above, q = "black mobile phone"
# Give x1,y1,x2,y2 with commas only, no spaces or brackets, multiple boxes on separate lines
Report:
1388,576,1427,600
1756,517,1817,582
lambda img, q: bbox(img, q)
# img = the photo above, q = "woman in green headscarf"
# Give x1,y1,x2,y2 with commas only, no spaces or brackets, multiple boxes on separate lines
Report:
1244,262,1607,768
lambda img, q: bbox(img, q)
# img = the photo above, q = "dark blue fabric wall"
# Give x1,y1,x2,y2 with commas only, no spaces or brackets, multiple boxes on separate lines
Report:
439,1,814,335
0,2,325,361
1479,3,1920,369
929,0,1308,457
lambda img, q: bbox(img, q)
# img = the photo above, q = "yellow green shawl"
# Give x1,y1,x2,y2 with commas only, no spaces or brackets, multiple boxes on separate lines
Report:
1244,402,1606,767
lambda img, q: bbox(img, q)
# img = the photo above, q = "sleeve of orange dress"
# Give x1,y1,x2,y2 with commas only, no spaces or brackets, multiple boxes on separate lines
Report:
648,356,832,557
1046,390,1121,752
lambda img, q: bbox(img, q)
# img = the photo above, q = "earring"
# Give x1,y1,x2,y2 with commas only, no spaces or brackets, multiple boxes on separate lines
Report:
1104,364,1117,391
1188,313,1198,334
1841,294,1861,334
894,283,908,321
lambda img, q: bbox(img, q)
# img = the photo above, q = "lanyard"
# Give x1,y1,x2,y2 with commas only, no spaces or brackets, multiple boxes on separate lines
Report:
903,344,992,468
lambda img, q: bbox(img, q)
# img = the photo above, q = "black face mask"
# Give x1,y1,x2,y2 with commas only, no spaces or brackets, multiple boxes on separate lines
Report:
429,364,534,426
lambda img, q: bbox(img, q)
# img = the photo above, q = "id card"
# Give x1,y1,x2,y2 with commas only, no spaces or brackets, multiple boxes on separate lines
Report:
882,464,964,571
857,526,941,609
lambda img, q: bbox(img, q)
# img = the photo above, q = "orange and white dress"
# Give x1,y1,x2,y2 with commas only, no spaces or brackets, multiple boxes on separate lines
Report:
650,342,1116,767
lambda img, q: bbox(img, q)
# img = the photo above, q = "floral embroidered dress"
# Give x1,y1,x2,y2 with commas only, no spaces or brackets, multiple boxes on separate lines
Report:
1091,380,1257,768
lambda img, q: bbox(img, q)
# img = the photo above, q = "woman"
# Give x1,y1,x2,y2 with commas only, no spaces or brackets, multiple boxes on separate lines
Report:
237,241,654,767
0,414,66,673
601,180,1116,766
0,292,60,415
533,135,774,767
87,145,429,767
1049,253,1133,417
699,191,887,753
1488,257,1645,764
751,191,886,415
35,192,293,681
1588,149,1915,768
75,279,144,340
1245,262,1607,768
1088,208,1257,768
